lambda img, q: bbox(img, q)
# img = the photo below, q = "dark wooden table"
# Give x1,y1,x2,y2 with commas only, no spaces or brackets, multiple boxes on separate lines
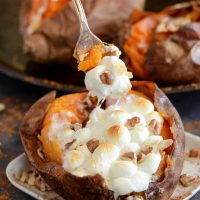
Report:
0,73,200,200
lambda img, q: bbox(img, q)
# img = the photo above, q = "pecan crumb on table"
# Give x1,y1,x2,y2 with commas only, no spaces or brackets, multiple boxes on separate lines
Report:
180,174,200,187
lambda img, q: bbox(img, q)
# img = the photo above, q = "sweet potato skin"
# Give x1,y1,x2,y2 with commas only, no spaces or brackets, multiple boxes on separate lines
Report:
20,81,185,200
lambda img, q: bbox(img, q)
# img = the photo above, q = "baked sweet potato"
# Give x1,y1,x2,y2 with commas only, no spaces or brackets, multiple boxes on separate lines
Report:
120,1,200,85
20,0,145,63
20,81,185,200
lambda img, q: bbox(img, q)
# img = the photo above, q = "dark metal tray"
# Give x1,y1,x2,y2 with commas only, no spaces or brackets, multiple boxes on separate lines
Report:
1,0,199,94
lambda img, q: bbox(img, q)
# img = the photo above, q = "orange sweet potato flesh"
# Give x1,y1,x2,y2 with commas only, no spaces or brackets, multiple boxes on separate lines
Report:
78,45,104,72
20,81,185,200
28,0,70,25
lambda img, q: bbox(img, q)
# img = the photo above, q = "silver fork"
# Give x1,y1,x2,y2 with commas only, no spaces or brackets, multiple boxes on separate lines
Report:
72,0,103,62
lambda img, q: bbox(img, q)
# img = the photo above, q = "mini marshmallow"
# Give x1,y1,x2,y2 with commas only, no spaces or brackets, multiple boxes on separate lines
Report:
130,126,150,144
56,127,75,149
100,56,127,76
72,168,88,177
111,177,134,195
146,111,164,134
110,160,137,179
121,142,140,154
138,153,161,175
84,56,132,101
73,128,91,145
105,125,131,148
92,143,120,164
146,111,163,125
142,135,163,150
63,150,85,171
76,144,92,159
106,109,130,126
131,171,150,192
131,97,154,115
103,45,122,58
84,158,110,178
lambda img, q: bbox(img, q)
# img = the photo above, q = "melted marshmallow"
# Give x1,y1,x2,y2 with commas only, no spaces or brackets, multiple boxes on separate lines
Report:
84,56,132,101
46,45,173,198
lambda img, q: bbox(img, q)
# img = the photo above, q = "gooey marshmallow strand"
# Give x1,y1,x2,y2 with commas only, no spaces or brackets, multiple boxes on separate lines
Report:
48,45,171,197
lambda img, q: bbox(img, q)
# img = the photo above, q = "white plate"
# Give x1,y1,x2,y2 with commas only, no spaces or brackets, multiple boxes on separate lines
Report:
6,132,200,200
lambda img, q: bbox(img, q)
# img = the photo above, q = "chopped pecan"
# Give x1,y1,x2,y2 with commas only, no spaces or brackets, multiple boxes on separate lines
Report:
121,152,135,160
137,152,143,162
103,51,117,57
0,103,5,112
126,117,140,127
125,196,144,200
87,139,100,153
149,119,159,134
99,71,113,85
142,147,153,155
189,149,200,158
65,139,76,149
179,174,200,187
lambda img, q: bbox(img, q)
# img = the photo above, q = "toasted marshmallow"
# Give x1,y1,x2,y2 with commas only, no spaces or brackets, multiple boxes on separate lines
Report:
76,144,91,159
131,171,150,192
110,160,137,179
84,158,110,177
106,109,130,126
63,150,85,171
84,56,132,101
121,142,140,154
105,125,131,148
142,135,163,150
146,111,164,134
131,97,154,115
73,128,91,145
55,127,75,149
72,168,88,177
104,45,122,58
138,153,161,175
130,126,150,144
92,143,120,163
111,177,134,196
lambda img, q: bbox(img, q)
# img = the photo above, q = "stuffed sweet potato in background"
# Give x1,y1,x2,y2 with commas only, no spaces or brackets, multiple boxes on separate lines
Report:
121,1,200,85
20,81,185,200
20,0,145,63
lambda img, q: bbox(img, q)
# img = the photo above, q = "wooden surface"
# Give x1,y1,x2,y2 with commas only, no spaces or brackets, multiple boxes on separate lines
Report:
0,73,200,200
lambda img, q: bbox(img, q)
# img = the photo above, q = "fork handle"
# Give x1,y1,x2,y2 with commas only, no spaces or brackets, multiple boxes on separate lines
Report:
72,0,91,32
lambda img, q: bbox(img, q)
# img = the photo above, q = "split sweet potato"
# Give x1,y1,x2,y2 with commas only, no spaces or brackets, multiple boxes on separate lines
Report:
20,0,145,63
121,1,200,85
20,81,185,200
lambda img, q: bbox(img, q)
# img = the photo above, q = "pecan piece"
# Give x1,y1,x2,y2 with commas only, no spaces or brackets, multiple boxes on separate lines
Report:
189,149,200,158
142,146,153,155
121,152,135,160
126,117,140,127
179,174,200,187
87,139,100,153
137,152,143,162
65,139,76,149
99,71,113,85
103,51,117,57
149,119,159,134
